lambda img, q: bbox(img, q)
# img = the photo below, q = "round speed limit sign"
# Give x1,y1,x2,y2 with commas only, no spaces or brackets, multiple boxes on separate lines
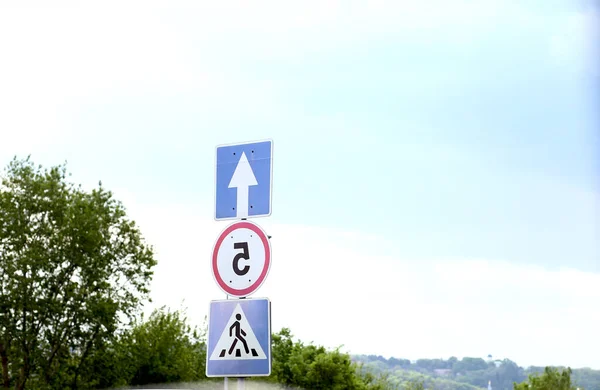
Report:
211,220,272,297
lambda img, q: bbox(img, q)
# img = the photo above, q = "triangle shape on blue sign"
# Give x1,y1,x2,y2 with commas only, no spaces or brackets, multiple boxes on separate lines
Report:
209,303,266,360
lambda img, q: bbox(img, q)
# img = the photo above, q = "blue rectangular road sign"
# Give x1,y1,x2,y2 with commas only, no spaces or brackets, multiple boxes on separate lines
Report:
206,298,271,377
215,139,273,221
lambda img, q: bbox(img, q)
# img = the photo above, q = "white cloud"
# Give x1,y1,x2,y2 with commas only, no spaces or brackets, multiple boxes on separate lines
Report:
0,4,187,154
159,0,532,62
0,0,572,160
0,2,285,159
119,196,600,370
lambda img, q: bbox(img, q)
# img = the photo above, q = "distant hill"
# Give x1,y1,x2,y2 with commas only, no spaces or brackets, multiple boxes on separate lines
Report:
352,355,600,390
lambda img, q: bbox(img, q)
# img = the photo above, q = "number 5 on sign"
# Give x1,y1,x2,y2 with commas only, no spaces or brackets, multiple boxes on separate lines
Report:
233,242,250,275
211,221,272,297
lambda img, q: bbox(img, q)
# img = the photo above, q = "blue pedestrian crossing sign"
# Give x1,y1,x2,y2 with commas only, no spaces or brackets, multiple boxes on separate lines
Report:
206,298,271,377
215,140,273,221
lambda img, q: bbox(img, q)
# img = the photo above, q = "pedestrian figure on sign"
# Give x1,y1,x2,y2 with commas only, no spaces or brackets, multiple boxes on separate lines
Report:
228,313,250,355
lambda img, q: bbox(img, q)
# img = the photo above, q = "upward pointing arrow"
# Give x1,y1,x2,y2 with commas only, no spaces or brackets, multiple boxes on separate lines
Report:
228,152,258,218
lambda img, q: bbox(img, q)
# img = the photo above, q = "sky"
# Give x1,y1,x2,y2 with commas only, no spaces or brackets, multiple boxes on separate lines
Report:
1,0,599,370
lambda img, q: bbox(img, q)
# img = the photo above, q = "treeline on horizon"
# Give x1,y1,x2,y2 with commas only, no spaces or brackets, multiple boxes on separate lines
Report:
0,157,597,390
353,354,600,390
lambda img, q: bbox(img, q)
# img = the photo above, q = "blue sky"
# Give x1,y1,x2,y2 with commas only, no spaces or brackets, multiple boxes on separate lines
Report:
1,0,598,370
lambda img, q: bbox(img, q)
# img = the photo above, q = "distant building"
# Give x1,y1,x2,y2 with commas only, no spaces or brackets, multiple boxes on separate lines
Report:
488,380,492,390
486,354,502,368
433,369,452,377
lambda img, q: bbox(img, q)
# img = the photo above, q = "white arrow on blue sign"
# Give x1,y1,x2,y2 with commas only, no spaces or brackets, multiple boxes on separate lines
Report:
215,140,273,221
206,298,271,377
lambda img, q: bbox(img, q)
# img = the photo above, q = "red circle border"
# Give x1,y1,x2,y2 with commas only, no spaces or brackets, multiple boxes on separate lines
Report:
211,221,271,297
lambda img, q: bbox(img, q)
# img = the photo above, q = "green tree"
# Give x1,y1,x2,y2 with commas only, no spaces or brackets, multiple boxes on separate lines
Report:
0,157,156,389
268,328,390,390
452,357,488,374
116,307,207,386
389,357,411,368
403,379,426,390
514,367,577,390
270,327,296,385
572,368,600,390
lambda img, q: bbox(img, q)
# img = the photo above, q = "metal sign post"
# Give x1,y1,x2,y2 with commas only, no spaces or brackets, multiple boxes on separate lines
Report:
207,140,274,389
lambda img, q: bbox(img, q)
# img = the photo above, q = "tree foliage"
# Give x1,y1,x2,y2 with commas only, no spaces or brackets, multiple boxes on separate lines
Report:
514,367,578,390
571,368,600,390
267,328,391,390
402,379,426,390
61,307,209,390
353,355,598,390
118,307,207,386
0,157,156,389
